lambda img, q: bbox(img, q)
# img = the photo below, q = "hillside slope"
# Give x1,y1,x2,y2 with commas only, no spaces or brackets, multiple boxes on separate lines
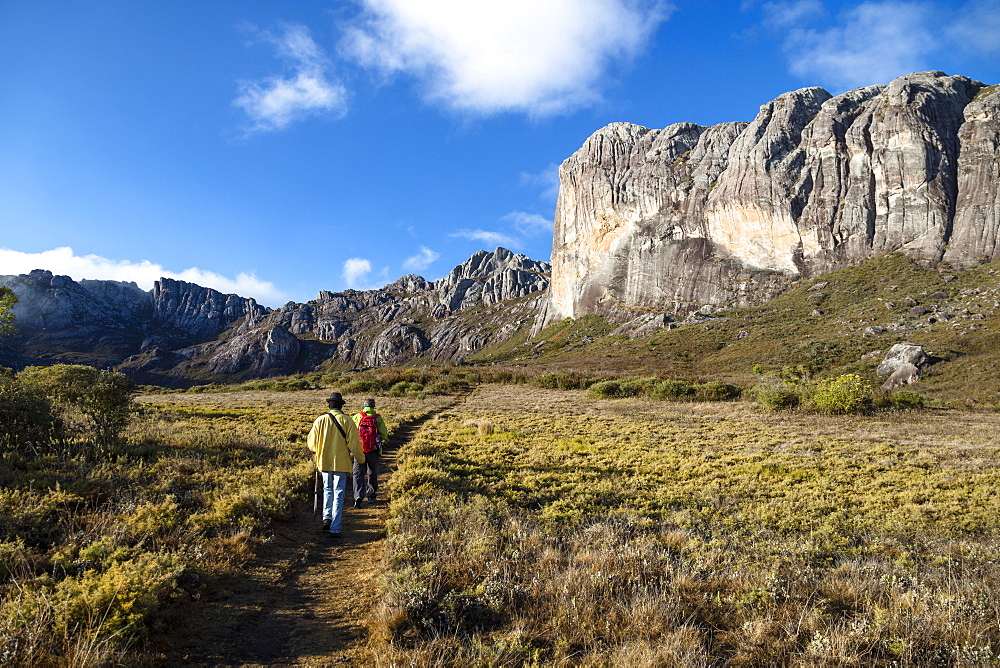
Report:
476,254,1000,405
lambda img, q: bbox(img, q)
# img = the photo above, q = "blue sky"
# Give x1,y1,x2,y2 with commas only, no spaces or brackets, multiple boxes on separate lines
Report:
1,0,998,307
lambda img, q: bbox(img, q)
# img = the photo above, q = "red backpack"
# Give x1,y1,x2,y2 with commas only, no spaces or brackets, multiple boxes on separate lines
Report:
358,412,380,453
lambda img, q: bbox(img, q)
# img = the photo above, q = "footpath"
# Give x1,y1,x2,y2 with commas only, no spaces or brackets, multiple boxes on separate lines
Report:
157,414,433,666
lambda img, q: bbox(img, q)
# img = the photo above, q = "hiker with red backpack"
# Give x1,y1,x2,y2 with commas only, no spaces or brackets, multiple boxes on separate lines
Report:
352,397,387,508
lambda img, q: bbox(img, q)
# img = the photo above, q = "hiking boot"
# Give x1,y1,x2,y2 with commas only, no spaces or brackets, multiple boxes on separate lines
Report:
321,519,331,532
353,498,362,509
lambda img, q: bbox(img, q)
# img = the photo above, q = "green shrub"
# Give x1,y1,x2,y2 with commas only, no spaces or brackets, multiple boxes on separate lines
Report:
650,380,695,401
588,380,624,399
17,365,135,447
749,379,801,410
343,378,380,393
694,381,742,402
888,390,925,410
390,381,424,397
0,376,61,450
533,373,592,390
80,370,135,445
809,373,872,415
621,377,659,396
425,379,470,395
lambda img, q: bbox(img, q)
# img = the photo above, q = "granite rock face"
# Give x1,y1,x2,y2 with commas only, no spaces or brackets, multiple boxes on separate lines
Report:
546,72,1000,324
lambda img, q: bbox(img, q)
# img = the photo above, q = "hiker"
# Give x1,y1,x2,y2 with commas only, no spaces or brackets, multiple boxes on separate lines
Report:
352,397,388,507
307,391,365,537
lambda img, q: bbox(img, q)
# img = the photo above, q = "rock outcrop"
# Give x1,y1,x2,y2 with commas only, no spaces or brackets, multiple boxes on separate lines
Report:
1,248,549,383
201,248,549,376
877,342,932,389
546,72,1000,324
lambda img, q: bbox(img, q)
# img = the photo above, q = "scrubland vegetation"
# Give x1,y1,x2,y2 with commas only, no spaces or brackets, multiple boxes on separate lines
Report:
3,361,1000,665
369,384,1000,665
0,365,446,665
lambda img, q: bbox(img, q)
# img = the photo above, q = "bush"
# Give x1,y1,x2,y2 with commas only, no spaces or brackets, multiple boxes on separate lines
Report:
588,380,625,399
425,379,471,395
809,373,872,415
390,381,424,397
80,370,136,445
650,380,695,401
343,379,380,394
888,390,925,411
0,376,61,450
693,381,742,402
533,373,593,390
16,364,135,448
749,379,801,410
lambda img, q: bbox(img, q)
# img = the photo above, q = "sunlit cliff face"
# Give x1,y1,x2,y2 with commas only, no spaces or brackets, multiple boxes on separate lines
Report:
545,72,999,325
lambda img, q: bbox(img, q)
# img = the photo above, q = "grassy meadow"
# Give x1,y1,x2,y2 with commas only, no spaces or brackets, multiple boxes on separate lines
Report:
0,385,449,665
5,249,1000,665
369,384,1000,666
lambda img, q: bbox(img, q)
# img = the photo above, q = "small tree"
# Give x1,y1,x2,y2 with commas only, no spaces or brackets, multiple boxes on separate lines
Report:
81,370,136,446
0,286,17,336
0,374,60,451
18,364,135,448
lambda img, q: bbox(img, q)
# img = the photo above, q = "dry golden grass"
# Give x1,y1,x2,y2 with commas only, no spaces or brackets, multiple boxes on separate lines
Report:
369,384,1000,665
0,388,452,666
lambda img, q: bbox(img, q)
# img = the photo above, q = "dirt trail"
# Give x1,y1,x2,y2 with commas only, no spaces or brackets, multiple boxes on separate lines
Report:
156,412,439,666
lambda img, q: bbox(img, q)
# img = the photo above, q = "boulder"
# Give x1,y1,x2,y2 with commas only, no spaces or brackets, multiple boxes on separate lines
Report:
881,362,922,390
877,342,931,378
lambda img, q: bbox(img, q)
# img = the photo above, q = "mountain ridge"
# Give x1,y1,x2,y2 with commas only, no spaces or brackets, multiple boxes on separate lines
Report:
0,248,549,384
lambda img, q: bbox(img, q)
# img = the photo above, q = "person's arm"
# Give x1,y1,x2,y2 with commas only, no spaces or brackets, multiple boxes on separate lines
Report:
377,415,388,444
306,416,323,454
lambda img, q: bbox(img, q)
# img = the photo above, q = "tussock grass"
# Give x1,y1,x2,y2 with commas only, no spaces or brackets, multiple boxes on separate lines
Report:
367,384,1000,665
0,387,452,665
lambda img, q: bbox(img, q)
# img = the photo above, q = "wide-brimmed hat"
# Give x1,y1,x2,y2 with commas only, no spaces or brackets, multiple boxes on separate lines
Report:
326,391,345,406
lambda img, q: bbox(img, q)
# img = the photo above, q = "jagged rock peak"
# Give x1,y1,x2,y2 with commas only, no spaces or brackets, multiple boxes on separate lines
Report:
151,277,267,339
546,71,997,325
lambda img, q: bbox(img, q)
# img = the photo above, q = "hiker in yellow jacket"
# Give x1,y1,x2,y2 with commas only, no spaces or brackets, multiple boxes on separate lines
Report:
307,391,365,537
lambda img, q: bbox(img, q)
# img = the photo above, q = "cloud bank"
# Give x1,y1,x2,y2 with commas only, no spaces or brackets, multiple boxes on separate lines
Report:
0,247,288,306
764,0,1000,91
235,23,348,132
342,0,672,116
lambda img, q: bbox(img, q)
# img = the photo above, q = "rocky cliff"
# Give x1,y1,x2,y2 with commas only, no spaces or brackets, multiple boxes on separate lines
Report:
545,72,1000,324
0,248,549,383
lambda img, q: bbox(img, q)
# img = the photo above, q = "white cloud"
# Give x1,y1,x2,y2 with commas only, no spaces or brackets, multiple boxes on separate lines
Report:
504,211,553,237
341,257,373,288
402,245,439,272
450,229,519,248
235,23,348,132
342,0,672,116
779,1,937,91
0,246,288,306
